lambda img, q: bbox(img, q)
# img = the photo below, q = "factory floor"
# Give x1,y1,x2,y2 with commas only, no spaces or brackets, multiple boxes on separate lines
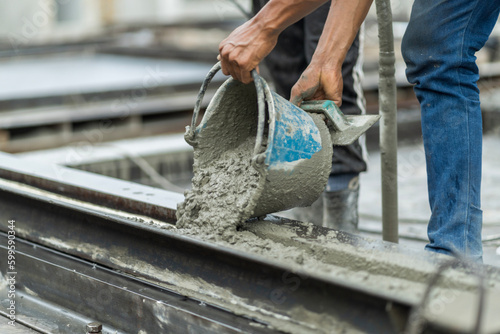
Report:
359,134,500,267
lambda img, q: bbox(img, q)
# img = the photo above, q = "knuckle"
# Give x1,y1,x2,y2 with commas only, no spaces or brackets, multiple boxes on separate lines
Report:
232,57,242,67
240,72,249,84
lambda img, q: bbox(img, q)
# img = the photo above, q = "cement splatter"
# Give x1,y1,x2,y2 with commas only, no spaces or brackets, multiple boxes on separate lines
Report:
175,134,322,267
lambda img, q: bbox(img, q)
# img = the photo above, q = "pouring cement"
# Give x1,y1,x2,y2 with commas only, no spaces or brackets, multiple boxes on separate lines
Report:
172,144,500,334
172,65,500,332
175,65,500,297
176,136,261,241
175,123,500,295
173,129,500,332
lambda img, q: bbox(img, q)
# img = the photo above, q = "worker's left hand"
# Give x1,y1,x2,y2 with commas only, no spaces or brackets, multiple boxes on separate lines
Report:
218,19,278,84
290,63,343,107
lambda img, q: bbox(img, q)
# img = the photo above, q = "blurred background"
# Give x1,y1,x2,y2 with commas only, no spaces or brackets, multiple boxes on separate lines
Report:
1,0,500,262
2,0,500,154
1,0,500,153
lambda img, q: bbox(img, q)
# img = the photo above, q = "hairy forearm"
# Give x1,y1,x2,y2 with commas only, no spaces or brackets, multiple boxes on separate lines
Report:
313,0,373,67
252,0,329,37
289,0,373,105
218,0,372,85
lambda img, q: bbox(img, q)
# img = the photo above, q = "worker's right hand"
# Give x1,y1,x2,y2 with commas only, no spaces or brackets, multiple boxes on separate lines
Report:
218,18,279,84
290,62,343,107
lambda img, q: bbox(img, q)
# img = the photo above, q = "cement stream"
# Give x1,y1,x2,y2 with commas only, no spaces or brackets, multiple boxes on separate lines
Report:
176,136,261,241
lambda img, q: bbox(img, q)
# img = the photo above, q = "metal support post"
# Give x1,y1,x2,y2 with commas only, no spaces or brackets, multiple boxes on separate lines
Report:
375,0,399,243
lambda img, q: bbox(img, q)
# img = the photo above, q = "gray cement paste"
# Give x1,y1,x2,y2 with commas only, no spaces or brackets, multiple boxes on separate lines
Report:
176,136,261,241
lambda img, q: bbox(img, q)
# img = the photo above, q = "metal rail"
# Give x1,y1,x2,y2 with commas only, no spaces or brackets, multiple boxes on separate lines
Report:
1,153,499,333
0,176,411,333
0,236,272,334
0,152,182,222
0,152,416,333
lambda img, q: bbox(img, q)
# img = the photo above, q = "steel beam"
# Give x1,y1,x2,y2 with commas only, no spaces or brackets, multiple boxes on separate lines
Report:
0,236,272,334
0,171,410,333
0,152,182,222
2,153,497,333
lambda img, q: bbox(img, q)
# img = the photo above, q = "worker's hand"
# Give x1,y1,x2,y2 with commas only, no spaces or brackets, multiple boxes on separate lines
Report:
290,63,343,107
218,19,278,84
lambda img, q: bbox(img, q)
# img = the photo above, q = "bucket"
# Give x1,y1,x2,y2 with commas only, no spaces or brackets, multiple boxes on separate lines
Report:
185,62,333,217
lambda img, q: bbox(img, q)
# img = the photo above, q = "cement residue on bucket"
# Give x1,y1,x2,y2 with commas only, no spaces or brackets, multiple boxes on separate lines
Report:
176,136,262,241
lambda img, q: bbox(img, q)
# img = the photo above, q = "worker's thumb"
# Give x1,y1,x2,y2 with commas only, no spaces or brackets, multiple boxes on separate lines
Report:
290,83,319,107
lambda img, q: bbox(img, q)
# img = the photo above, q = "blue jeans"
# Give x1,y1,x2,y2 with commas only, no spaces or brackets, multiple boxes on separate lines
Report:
402,0,500,261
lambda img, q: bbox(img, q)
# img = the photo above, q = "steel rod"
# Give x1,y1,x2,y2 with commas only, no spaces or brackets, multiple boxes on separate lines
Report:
375,0,399,243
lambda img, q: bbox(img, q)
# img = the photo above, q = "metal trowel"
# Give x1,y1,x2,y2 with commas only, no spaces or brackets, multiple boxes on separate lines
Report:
301,100,380,145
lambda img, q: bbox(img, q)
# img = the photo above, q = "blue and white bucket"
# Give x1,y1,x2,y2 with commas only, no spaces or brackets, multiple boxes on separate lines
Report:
185,62,332,217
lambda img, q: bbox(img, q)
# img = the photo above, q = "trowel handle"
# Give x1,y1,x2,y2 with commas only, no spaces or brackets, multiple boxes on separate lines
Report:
301,100,381,145
300,100,350,132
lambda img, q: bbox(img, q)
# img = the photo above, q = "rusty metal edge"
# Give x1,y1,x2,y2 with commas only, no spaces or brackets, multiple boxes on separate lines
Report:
0,152,183,222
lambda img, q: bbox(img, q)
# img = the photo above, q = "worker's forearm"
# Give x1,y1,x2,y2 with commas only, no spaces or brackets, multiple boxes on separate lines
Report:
313,0,373,68
219,0,372,84
289,0,373,105
251,0,329,37
219,0,329,83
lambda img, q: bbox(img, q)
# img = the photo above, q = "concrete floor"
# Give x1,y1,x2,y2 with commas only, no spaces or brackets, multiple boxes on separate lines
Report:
359,134,500,267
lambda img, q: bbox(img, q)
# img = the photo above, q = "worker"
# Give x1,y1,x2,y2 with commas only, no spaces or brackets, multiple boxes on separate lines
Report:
249,1,367,233
218,0,500,261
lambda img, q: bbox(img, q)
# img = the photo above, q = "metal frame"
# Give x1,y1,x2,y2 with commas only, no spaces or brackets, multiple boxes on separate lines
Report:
0,152,414,333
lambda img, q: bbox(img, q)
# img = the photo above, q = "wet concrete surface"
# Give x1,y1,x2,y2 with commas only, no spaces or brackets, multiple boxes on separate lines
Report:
359,134,500,267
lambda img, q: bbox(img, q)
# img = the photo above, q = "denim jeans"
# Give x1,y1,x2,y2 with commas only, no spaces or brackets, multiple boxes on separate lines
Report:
402,0,500,261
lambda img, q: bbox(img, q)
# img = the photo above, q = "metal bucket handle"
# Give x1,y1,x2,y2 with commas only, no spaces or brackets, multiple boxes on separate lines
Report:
186,61,268,167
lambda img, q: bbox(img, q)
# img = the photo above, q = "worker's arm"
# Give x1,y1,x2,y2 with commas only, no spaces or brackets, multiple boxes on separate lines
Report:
290,0,373,106
218,0,329,83
218,0,373,106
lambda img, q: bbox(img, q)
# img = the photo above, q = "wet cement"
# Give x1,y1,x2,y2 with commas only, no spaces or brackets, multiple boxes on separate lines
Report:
176,136,262,240
10,168,496,333
173,123,500,333
5,137,499,331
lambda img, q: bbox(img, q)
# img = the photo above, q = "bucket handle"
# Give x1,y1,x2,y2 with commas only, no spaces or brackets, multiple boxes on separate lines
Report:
187,61,268,166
